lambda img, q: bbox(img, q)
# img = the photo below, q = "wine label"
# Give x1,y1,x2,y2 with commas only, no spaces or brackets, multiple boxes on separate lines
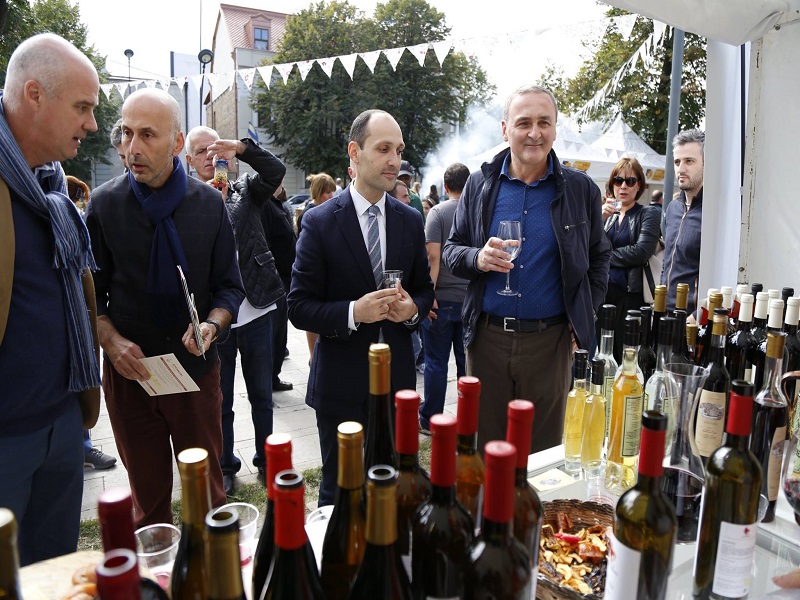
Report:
622,394,643,457
767,427,787,501
604,375,615,437
605,529,641,600
711,521,757,597
695,389,726,457
793,435,800,478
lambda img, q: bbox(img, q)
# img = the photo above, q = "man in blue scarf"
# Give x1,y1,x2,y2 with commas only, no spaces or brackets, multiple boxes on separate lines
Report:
86,89,245,527
0,33,102,565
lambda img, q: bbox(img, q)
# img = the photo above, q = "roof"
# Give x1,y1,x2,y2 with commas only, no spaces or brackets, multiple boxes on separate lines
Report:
218,3,289,50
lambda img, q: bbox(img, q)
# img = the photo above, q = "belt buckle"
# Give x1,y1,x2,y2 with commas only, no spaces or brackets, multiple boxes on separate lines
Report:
503,317,516,332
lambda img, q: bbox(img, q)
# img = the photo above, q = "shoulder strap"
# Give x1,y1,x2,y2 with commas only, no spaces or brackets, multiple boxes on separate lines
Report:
0,178,14,345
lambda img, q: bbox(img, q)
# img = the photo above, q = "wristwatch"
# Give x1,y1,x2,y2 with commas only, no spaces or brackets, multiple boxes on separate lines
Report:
403,309,420,327
204,319,221,341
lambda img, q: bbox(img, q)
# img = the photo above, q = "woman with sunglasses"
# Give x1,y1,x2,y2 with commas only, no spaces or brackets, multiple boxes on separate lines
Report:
597,157,662,362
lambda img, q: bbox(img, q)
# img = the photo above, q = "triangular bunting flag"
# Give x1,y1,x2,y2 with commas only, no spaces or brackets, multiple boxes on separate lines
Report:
189,74,205,93
256,65,273,89
239,68,256,90
144,80,157,88
615,14,638,41
275,62,295,84
114,82,129,98
359,50,381,74
383,47,405,71
209,71,235,102
297,60,315,81
431,41,452,66
653,21,668,47
409,43,429,67
100,84,114,101
339,54,358,79
159,79,172,91
317,57,335,78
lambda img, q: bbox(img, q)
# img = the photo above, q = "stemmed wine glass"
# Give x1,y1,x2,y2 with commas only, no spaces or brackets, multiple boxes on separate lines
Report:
781,371,800,525
496,220,521,296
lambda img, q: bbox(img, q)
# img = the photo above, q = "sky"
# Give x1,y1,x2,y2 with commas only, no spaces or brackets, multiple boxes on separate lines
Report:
77,0,612,101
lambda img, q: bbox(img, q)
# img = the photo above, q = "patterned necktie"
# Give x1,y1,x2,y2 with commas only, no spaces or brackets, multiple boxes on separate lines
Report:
367,204,383,289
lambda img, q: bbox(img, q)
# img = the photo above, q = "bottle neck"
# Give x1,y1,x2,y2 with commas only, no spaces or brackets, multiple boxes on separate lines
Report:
621,345,639,373
761,354,784,393
398,453,420,473
590,381,604,396
207,529,245,598
275,487,308,551
181,473,212,528
431,483,458,505
724,432,751,451
573,376,589,393
515,467,528,488
598,329,614,356
457,432,478,454
478,517,513,544
365,483,398,546
784,323,799,336
655,341,671,371
737,319,753,332
338,440,365,490
705,332,727,366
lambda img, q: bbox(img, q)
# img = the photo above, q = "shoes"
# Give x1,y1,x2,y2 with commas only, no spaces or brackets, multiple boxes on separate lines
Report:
284,348,290,360
84,447,117,470
273,380,293,392
416,363,426,374
418,419,431,436
223,473,235,496
257,467,266,487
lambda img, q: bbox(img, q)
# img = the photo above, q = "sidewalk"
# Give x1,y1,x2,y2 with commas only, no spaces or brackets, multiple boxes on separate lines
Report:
81,322,460,520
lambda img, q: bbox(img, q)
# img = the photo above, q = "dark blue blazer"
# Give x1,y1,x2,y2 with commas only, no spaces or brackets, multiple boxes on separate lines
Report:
288,188,434,418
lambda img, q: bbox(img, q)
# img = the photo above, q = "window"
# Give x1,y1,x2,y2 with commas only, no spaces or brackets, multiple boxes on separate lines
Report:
254,27,269,51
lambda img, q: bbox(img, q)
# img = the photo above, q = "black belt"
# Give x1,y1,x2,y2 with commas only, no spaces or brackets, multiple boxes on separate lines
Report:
483,313,568,333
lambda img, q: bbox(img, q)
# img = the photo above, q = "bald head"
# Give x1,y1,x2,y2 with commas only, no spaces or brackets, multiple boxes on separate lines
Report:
123,89,182,138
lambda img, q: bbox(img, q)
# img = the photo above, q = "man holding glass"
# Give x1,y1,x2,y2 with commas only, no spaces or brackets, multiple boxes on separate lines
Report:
288,109,434,505
443,84,611,454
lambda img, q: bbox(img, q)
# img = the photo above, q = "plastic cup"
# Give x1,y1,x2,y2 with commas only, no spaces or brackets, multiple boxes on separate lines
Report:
134,523,180,590
212,502,259,567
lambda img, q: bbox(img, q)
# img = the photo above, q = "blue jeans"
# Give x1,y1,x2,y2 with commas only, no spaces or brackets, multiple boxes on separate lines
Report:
420,300,466,428
218,312,274,475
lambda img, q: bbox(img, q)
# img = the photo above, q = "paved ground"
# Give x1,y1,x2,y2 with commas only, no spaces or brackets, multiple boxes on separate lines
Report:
81,321,461,520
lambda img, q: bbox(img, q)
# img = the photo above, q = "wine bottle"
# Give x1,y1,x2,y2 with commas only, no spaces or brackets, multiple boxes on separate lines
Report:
768,288,781,301
696,292,723,365
638,305,657,385
364,343,397,472
651,285,668,353
394,389,431,573
506,400,542,598
348,466,413,600
596,304,619,439
0,509,21,600
732,283,749,321
262,470,325,600
605,411,676,600
693,381,763,600
751,282,763,297
782,287,795,320
686,322,699,364
726,293,756,382
695,313,732,461
749,292,770,383
206,509,246,600
752,298,785,393
97,548,170,600
171,448,212,600
463,441,532,600
750,331,789,523
412,413,474,600
563,349,589,475
697,288,721,333
645,316,677,455
455,375,485,529
720,286,733,313
98,487,137,554
320,422,366,600
783,297,800,415
253,433,294,600
581,357,608,468
608,317,645,489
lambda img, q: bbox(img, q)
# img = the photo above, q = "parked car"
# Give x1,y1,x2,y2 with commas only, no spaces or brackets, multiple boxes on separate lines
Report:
287,193,310,205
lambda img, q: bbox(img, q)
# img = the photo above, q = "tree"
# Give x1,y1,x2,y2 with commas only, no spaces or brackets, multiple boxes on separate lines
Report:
250,0,494,178
539,7,706,154
0,0,119,182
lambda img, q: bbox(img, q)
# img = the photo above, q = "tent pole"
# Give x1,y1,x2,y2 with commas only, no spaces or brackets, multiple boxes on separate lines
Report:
662,28,685,232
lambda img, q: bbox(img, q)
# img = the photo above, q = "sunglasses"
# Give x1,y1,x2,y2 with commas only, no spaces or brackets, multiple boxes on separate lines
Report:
612,176,638,187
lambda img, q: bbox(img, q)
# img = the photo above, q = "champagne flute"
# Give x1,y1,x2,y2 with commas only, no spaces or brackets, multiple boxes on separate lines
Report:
496,220,521,296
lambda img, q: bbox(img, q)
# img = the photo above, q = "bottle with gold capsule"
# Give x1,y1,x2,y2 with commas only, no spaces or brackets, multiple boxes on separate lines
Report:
206,509,246,600
563,350,589,475
686,323,698,365
695,312,731,463
364,343,397,472
651,285,668,353
696,292,723,365
671,283,692,364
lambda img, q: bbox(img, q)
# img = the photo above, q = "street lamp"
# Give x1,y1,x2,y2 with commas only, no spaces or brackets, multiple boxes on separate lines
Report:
124,48,134,82
198,49,214,126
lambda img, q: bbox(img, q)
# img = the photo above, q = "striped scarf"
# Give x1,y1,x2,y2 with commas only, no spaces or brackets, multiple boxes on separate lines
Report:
0,93,101,392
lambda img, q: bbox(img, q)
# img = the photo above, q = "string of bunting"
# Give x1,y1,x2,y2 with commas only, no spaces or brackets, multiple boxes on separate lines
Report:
98,14,647,103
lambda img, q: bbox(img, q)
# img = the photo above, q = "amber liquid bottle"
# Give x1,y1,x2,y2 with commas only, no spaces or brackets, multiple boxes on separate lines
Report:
581,357,608,468
348,466,413,600
253,433,293,600
463,441,532,600
98,487,137,554
206,509,246,600
455,375,485,529
364,343,398,472
412,413,474,600
262,470,325,600
394,389,431,572
171,448,212,600
506,400,542,598
0,509,21,600
320,422,366,600
563,349,589,475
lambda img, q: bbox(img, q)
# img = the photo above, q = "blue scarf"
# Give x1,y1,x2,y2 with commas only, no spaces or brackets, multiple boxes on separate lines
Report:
127,157,189,327
0,93,101,392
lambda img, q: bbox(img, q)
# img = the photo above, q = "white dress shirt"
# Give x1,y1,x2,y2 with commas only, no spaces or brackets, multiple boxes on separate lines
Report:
348,184,387,330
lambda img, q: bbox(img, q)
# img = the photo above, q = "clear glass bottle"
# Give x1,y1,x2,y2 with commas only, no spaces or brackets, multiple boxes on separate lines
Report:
645,316,677,456
581,357,608,468
563,350,589,475
596,304,619,440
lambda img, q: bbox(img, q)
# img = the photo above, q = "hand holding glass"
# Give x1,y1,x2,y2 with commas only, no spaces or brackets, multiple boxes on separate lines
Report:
497,220,521,296
382,269,403,290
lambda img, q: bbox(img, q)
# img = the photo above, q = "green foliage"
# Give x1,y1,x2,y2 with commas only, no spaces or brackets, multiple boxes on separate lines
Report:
0,0,120,182
539,8,706,154
251,0,494,177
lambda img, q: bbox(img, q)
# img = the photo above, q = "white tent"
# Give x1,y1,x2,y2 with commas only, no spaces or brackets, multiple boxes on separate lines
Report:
604,0,800,295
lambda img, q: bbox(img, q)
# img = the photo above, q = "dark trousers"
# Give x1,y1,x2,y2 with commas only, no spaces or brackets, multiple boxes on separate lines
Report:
467,317,572,454
420,300,466,428
0,400,83,566
316,404,368,508
218,312,274,474
272,280,290,385
104,360,227,528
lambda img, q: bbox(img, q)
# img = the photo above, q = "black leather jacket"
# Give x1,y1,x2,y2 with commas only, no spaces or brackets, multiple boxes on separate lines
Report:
225,139,287,309
604,203,661,294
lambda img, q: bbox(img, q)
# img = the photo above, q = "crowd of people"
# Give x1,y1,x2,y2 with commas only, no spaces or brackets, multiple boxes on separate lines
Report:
0,32,706,564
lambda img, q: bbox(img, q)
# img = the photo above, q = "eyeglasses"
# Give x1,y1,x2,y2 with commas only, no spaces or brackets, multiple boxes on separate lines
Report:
612,176,638,187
